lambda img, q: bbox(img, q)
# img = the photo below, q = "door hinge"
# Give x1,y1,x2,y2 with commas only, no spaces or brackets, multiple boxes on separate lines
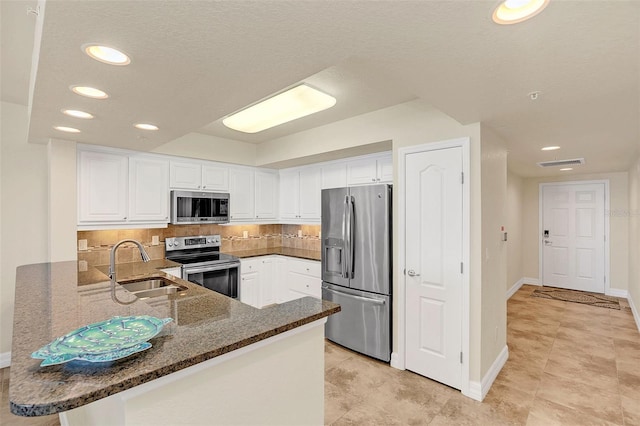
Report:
460,262,463,274
460,352,463,364
461,172,464,184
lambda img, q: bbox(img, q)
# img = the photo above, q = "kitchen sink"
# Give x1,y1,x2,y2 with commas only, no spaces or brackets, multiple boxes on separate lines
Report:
118,276,188,299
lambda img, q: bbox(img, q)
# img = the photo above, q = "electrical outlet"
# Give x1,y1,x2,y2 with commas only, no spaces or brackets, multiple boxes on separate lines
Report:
78,260,88,272
78,239,88,251
151,235,159,246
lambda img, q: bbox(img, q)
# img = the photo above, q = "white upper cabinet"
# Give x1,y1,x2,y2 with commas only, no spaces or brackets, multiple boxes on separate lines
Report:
170,161,229,191
299,168,321,218
321,162,347,189
78,150,128,222
279,167,321,221
255,170,278,219
201,164,229,191
346,153,393,185
229,168,255,220
128,156,169,222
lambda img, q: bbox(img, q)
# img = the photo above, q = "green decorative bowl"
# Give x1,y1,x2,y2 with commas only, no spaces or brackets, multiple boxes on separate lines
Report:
31,315,172,366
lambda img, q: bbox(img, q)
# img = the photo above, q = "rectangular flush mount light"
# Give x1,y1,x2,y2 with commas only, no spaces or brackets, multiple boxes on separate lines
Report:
222,84,336,133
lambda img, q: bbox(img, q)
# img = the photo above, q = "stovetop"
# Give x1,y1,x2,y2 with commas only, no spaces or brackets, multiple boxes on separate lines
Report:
167,252,239,266
165,234,239,267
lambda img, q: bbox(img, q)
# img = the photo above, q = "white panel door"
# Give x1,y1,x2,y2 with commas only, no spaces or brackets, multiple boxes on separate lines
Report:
279,171,299,219
201,165,229,191
542,183,605,293
229,168,255,220
405,147,462,390
170,161,201,190
298,168,321,219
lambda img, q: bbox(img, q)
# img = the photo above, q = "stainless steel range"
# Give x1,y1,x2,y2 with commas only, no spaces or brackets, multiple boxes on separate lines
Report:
165,235,240,298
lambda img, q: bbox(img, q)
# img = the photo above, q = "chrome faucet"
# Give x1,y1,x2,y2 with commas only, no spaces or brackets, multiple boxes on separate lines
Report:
108,239,151,282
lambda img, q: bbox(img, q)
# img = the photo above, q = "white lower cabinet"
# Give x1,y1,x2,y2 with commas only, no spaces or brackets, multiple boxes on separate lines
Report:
283,258,322,301
240,256,320,308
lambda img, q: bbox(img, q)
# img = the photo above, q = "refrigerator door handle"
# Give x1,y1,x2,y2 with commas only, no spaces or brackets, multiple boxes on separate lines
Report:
348,195,355,278
322,286,386,305
342,195,349,278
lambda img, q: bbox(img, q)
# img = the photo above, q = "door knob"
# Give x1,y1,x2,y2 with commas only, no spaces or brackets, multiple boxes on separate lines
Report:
407,269,420,277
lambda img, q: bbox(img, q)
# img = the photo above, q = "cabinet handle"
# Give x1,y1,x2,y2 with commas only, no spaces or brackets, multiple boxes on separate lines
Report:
123,216,127,219
203,185,206,189
371,178,376,182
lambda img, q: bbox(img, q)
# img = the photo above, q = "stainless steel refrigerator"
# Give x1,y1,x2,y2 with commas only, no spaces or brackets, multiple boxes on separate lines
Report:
321,184,392,362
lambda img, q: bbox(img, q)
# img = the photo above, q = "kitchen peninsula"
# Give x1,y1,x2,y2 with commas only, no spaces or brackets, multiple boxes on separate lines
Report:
9,260,339,425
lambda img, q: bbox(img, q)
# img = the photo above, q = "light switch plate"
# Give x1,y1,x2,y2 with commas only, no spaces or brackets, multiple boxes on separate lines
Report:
78,239,88,251
151,235,160,246
78,260,88,272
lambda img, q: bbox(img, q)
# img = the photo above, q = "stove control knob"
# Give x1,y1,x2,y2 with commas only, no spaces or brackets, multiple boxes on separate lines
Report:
168,242,173,247
174,241,180,246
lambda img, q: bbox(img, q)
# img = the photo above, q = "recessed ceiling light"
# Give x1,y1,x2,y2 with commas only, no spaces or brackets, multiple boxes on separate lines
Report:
62,109,94,119
134,123,159,131
71,85,109,99
83,44,130,65
560,168,573,171
54,126,81,133
541,146,560,151
492,0,550,25
222,84,337,133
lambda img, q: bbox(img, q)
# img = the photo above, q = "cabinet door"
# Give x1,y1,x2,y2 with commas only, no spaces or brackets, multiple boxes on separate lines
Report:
170,161,201,189
298,168,321,219
279,171,299,219
346,158,377,185
377,156,393,183
321,162,347,189
240,272,259,307
161,267,182,278
129,157,169,221
274,257,288,303
229,168,255,220
78,150,128,222
259,258,275,307
201,165,229,191
255,171,278,219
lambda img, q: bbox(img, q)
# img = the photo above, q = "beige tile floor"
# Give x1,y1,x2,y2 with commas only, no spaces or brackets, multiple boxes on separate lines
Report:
324,284,640,425
2,284,639,425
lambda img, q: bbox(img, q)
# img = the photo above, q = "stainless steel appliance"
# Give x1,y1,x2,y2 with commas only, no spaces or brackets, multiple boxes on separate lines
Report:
165,235,240,298
321,184,392,362
170,190,230,224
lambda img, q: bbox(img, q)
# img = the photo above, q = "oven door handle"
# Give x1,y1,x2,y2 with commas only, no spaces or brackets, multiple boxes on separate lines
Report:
183,263,239,274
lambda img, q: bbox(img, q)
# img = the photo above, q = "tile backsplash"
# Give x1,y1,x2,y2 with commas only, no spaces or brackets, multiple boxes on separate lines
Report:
77,224,321,267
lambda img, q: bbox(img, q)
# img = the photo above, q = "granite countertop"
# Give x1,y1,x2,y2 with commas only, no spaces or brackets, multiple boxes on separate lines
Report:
228,247,321,261
9,260,339,417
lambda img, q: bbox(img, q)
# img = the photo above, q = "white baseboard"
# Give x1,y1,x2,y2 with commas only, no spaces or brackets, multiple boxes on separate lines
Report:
606,288,629,298
390,352,404,370
629,293,640,333
506,279,524,299
507,277,541,299
463,345,509,402
0,352,11,368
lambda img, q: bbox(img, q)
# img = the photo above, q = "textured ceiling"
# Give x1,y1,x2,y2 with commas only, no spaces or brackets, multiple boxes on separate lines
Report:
2,0,639,177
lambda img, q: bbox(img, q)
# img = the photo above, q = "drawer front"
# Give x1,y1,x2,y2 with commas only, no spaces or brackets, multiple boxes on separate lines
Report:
240,258,261,274
288,271,321,298
287,259,321,277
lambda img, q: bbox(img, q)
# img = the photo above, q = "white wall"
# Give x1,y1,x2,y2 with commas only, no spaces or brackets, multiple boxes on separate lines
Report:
628,158,640,324
507,172,524,291
521,172,629,292
479,125,508,376
48,139,77,262
0,102,49,355
153,132,257,166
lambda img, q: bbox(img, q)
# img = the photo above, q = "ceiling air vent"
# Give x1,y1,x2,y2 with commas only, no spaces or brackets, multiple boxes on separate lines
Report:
537,158,585,168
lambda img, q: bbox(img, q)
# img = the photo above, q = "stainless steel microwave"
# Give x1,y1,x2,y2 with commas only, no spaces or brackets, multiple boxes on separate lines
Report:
170,190,230,224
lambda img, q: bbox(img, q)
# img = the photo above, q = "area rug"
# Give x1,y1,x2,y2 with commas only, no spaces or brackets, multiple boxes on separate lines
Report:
531,287,621,310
